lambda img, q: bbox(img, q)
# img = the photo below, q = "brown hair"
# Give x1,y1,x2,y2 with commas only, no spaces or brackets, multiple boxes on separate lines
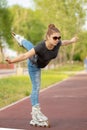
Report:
46,24,60,39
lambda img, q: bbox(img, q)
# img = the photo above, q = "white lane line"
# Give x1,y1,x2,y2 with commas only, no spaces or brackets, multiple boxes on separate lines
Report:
0,97,29,111
0,128,24,130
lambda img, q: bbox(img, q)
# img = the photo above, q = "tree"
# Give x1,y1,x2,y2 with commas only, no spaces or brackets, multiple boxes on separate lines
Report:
9,5,45,53
74,31,87,61
6,0,87,64
0,0,12,62
34,0,87,62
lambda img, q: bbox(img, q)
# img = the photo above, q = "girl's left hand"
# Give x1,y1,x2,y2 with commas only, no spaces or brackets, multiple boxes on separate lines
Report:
71,36,79,43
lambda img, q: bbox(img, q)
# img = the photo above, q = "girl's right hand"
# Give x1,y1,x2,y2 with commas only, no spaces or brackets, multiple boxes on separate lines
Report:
5,57,12,64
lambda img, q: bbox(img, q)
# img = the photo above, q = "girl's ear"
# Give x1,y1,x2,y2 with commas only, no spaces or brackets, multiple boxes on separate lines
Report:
46,35,50,40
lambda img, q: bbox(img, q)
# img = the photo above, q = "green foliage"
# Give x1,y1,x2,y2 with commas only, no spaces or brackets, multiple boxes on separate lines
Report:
0,0,13,62
73,53,81,61
34,0,87,62
34,0,86,35
0,0,87,62
26,19,45,44
0,0,12,45
75,31,87,60
0,75,31,108
8,5,46,53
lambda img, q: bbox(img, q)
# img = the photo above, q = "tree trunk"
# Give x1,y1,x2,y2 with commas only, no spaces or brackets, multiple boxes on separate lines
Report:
0,46,4,63
70,43,75,63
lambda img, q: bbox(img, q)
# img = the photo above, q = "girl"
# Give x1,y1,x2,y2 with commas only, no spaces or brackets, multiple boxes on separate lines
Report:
6,24,78,127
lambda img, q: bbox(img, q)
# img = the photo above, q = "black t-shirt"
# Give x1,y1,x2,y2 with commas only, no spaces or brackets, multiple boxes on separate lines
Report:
31,40,61,68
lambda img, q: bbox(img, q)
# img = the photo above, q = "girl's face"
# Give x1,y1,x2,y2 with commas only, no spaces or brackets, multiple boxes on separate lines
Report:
47,32,61,46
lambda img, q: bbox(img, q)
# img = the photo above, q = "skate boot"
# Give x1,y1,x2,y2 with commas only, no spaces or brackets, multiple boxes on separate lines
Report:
30,105,50,127
12,32,24,46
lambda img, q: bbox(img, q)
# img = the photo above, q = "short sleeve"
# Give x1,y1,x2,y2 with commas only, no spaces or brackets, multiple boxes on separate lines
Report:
59,40,62,46
34,42,44,54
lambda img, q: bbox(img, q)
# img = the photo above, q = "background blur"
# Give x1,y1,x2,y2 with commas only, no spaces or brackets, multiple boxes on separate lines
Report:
0,0,87,109
0,0,87,69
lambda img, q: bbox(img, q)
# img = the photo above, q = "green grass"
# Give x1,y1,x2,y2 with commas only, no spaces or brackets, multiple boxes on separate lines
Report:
0,76,31,108
0,63,84,108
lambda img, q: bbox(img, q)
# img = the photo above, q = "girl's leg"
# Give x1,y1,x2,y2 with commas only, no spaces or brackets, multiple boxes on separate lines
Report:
21,39,34,51
28,61,48,123
28,60,41,106
12,33,34,51
13,33,40,105
20,38,48,121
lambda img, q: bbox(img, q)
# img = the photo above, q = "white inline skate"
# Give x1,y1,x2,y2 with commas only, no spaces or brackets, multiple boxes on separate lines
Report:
12,32,24,46
30,105,50,127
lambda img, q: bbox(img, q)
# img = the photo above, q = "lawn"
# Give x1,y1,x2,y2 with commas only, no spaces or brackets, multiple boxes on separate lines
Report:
0,63,84,108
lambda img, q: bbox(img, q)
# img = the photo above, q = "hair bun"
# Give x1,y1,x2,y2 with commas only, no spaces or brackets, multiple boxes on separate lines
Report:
48,24,55,29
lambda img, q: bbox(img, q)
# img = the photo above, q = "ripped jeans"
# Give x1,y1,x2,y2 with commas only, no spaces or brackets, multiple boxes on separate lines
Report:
21,39,41,106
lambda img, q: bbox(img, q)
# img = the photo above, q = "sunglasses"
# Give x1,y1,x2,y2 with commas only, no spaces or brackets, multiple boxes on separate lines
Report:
53,36,61,40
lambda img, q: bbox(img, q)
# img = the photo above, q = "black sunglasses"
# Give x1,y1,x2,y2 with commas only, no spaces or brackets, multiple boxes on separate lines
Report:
53,36,61,40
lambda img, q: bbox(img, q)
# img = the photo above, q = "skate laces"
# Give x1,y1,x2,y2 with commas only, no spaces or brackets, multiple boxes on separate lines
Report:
13,33,24,46
38,108,46,118
16,35,24,39
34,106,48,121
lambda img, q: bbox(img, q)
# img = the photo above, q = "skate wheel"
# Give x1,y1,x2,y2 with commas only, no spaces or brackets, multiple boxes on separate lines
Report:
43,121,51,128
30,124,38,127
30,120,51,128
46,121,50,128
47,123,51,128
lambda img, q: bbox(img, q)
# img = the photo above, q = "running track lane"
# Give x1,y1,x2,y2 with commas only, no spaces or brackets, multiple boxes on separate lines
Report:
0,72,87,130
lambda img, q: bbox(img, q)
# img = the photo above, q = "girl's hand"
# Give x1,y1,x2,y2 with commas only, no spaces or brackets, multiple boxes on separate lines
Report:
5,57,12,64
71,36,79,43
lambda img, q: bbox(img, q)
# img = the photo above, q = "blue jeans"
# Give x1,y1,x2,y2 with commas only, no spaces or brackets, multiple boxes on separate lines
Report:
21,39,41,106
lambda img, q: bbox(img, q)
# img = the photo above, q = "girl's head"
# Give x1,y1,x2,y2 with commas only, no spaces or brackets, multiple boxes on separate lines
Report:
46,24,61,46
46,24,60,37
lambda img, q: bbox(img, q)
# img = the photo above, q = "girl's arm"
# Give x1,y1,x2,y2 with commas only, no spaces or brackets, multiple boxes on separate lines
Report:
61,36,79,46
6,48,35,64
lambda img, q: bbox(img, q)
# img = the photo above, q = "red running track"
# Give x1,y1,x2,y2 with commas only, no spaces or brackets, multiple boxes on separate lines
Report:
0,72,87,130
